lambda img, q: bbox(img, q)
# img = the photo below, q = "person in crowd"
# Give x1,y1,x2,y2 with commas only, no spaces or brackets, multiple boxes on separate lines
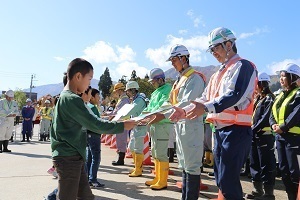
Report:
107,100,116,112
21,98,35,142
146,44,206,198
50,58,136,199
109,82,131,166
270,63,300,200
124,81,147,177
39,100,53,141
169,28,257,200
245,72,276,200
0,90,18,152
86,88,105,188
141,68,172,190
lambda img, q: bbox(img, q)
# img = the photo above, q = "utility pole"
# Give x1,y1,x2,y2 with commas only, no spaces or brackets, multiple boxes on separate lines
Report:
29,74,36,99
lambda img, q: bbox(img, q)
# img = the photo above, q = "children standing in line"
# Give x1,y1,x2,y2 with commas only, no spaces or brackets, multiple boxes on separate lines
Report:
50,58,136,199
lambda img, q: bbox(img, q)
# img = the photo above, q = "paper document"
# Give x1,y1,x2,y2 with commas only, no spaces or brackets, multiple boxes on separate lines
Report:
111,104,135,121
130,105,173,122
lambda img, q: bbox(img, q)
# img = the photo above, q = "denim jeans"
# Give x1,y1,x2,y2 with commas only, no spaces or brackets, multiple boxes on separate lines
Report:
86,133,101,183
53,155,94,200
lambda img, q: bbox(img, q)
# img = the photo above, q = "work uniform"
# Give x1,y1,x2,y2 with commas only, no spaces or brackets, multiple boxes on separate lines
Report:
39,106,53,141
21,104,35,141
270,87,300,199
166,66,205,199
197,54,257,199
112,93,130,152
0,98,18,151
250,94,276,194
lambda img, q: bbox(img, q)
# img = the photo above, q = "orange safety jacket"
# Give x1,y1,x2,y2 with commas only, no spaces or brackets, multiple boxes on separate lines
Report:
170,67,206,105
205,56,257,126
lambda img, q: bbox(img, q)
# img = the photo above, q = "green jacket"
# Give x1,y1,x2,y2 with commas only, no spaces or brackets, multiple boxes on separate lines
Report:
51,90,124,160
144,84,172,124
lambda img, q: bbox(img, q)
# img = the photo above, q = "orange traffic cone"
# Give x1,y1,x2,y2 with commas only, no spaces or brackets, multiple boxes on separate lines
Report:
125,148,133,158
105,134,112,146
210,189,224,200
101,134,106,143
110,134,117,149
143,133,153,166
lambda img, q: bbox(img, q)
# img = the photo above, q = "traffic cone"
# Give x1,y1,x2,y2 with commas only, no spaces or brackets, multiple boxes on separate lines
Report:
210,189,224,200
110,134,117,149
125,148,133,158
105,134,112,146
101,134,106,143
143,133,153,166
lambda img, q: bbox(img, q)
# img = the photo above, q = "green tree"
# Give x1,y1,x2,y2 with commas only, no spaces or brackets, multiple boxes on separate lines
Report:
144,73,149,80
137,79,155,98
98,67,113,99
119,75,127,85
14,89,27,109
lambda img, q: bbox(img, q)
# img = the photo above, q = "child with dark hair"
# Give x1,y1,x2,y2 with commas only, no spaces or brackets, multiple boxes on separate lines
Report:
86,88,105,187
50,58,136,199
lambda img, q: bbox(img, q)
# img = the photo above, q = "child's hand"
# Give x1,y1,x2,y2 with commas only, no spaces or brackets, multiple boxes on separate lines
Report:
123,120,137,130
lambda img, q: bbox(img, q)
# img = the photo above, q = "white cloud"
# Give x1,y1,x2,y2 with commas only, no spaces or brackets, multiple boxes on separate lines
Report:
178,29,188,35
187,9,205,28
116,45,136,62
145,34,208,69
238,27,269,39
114,61,149,80
267,58,300,75
54,56,64,61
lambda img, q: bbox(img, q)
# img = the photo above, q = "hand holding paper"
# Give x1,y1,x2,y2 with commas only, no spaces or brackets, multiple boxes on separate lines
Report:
169,107,186,122
123,120,138,130
185,101,206,120
146,113,165,125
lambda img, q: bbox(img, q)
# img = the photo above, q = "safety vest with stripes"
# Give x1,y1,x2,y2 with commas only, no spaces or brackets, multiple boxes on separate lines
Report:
170,67,206,105
272,88,300,134
41,107,53,120
205,56,257,126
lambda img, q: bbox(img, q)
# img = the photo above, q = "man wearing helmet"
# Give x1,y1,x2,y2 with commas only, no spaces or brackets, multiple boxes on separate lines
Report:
110,82,131,166
39,99,53,141
142,68,172,190
0,90,18,152
170,27,257,199
21,98,35,142
146,45,206,198
120,81,147,177
270,63,300,200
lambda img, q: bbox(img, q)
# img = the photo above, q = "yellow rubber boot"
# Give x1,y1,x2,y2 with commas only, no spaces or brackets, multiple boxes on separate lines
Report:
204,151,210,165
207,152,214,167
129,154,143,177
129,152,136,174
145,159,159,186
150,161,168,190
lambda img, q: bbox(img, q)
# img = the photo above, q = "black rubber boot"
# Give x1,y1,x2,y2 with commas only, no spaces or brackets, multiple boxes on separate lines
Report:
0,140,3,153
168,148,174,163
185,173,200,200
3,140,11,152
245,181,263,199
112,152,125,166
255,184,275,200
181,171,187,200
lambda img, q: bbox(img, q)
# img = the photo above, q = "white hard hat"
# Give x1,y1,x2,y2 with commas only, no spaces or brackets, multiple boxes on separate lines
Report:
125,81,139,91
208,27,236,50
258,72,270,82
276,63,300,77
166,44,190,61
26,98,32,102
148,68,165,82
5,90,14,98
44,100,51,104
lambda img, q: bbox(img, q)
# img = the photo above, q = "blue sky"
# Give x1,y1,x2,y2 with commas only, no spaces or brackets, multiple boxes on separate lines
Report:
0,1,299,91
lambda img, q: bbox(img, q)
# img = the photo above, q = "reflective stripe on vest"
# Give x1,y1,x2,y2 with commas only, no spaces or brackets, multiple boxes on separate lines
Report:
206,56,257,126
41,107,52,120
169,67,206,105
272,88,300,134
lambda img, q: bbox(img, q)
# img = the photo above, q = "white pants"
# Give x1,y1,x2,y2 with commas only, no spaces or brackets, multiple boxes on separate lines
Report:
0,117,14,140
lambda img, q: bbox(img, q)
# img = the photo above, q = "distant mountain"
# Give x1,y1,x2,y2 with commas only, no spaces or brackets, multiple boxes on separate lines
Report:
23,79,100,99
22,66,280,99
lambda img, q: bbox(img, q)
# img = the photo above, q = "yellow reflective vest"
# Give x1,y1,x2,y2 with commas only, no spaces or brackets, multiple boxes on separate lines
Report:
272,88,300,134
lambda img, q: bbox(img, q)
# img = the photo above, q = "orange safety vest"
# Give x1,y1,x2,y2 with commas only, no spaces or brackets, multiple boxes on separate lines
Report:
205,56,257,126
170,67,206,105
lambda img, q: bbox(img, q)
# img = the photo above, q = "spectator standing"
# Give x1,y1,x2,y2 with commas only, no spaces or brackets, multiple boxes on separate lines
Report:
21,98,35,142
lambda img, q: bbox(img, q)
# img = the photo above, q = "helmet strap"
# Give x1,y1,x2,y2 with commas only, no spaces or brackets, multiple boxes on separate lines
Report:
222,40,235,64
179,56,188,73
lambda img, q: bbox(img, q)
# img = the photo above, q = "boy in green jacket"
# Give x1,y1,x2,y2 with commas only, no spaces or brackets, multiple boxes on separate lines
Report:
51,58,136,200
